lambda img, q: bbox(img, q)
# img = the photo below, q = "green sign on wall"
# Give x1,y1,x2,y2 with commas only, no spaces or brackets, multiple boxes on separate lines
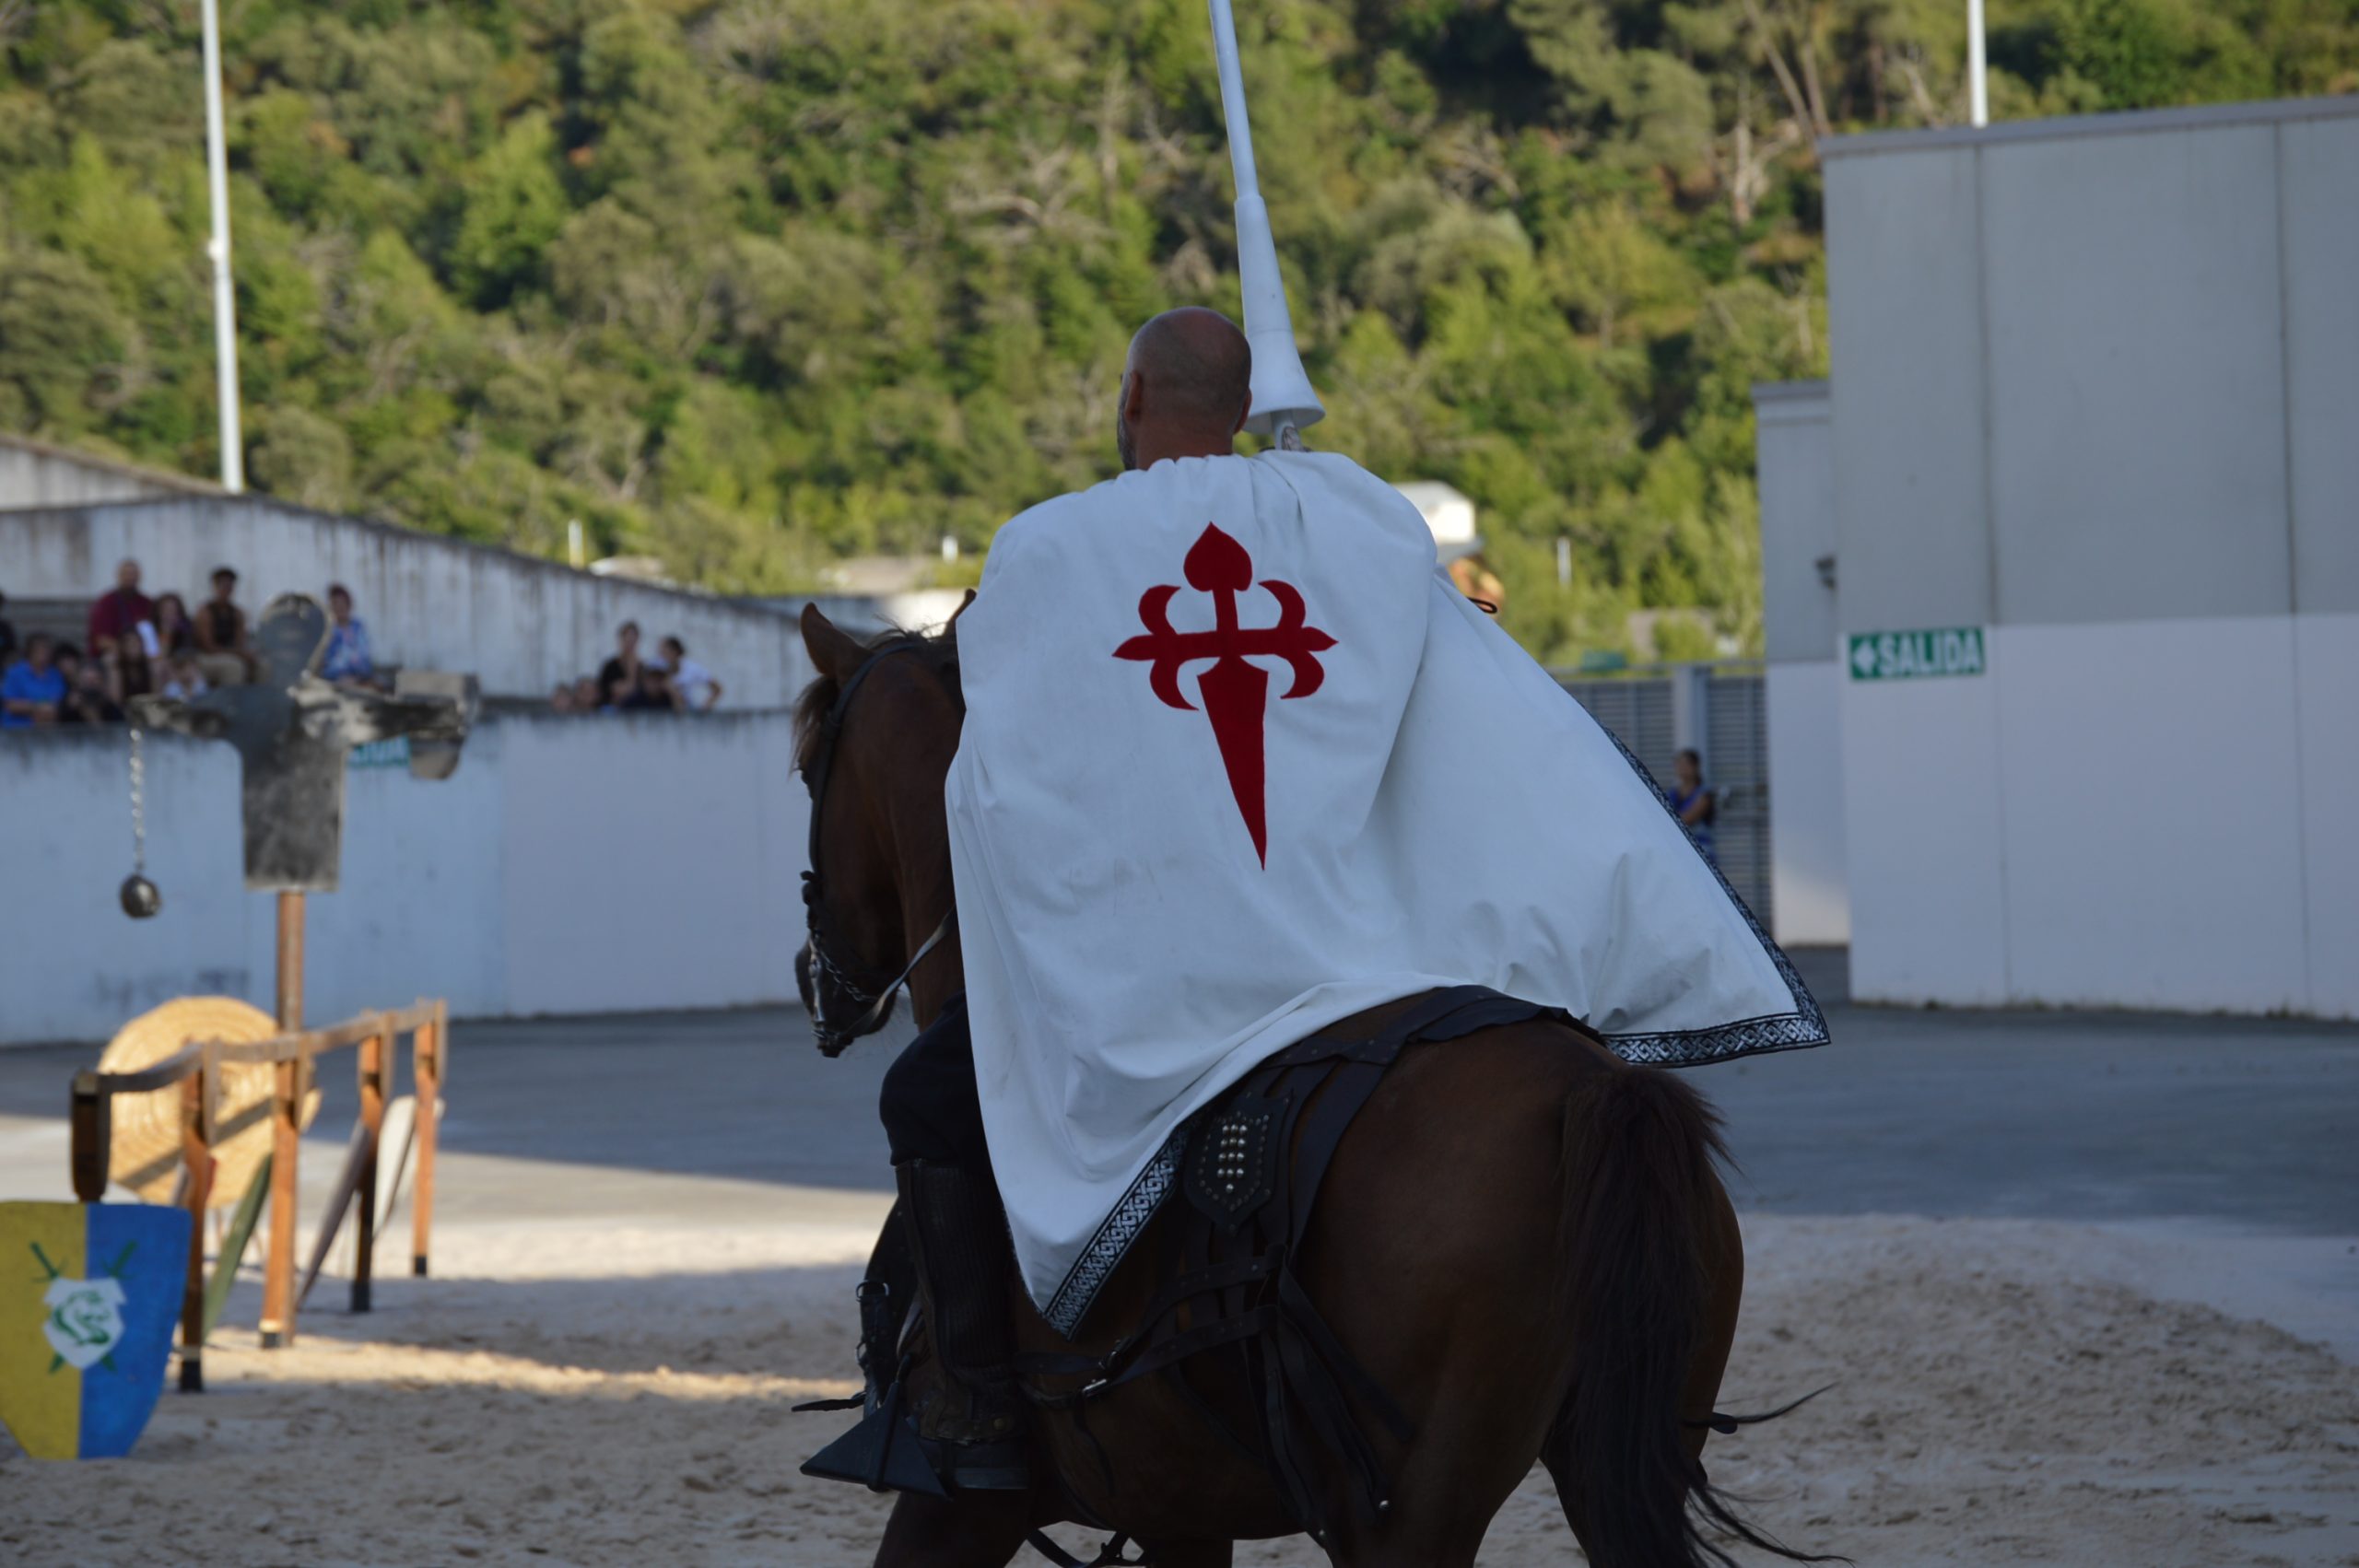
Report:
348,736,412,768
1848,626,1986,682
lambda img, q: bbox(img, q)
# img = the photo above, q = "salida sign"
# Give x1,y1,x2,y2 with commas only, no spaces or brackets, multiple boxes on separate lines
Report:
1848,626,1986,682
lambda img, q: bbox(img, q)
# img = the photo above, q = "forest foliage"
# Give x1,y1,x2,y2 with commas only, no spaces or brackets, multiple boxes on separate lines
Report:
1,0,2351,661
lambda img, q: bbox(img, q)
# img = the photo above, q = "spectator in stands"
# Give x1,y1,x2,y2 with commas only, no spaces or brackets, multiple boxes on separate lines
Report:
1,633,66,729
152,592,197,660
193,566,255,686
0,587,16,666
58,645,123,724
53,641,87,702
321,583,380,686
657,636,723,712
550,681,578,714
598,621,650,709
1667,748,1718,871
571,674,601,712
159,652,210,701
86,556,157,698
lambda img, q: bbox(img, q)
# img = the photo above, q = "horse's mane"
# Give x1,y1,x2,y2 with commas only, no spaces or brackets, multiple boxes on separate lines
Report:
792,624,961,778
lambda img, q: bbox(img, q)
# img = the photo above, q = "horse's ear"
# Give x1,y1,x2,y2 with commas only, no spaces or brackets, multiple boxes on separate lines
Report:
948,589,978,628
801,603,863,681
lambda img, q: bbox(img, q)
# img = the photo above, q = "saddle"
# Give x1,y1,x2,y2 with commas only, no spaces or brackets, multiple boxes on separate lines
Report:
1065,983,1560,1544
805,985,1558,1545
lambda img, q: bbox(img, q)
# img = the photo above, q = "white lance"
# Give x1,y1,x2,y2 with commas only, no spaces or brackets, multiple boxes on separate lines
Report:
1206,0,1323,447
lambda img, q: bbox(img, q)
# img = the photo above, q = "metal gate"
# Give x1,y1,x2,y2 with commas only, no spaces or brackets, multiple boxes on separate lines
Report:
1702,672,1772,926
1551,665,1773,926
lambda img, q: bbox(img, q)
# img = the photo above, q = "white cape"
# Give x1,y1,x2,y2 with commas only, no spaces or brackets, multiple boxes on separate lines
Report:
945,451,1824,1331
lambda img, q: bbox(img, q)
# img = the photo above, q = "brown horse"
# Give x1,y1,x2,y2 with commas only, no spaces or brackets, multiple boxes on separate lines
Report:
793,604,1816,1568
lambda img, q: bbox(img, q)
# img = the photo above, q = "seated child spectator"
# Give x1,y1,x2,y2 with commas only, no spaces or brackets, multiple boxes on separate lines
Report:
58,646,124,723
1,634,66,729
322,583,380,685
159,653,210,702
658,637,724,711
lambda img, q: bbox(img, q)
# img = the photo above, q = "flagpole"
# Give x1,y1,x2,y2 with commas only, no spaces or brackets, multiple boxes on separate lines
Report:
1205,0,1322,449
201,0,245,493
1967,0,1989,127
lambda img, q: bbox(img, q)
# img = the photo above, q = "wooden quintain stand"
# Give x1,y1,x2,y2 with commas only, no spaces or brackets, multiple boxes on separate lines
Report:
114,592,473,1363
72,997,446,1385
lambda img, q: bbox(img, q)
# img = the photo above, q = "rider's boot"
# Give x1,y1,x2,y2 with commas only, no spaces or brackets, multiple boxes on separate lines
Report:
897,1159,1030,1490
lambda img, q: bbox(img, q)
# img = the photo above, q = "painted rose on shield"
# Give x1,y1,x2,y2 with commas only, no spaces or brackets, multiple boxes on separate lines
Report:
42,1276,127,1370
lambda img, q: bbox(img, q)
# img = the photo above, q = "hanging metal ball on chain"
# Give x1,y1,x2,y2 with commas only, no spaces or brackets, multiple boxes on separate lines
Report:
120,726,161,919
119,874,162,919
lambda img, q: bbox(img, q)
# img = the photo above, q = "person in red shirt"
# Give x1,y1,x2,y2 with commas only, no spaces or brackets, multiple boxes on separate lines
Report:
86,557,156,698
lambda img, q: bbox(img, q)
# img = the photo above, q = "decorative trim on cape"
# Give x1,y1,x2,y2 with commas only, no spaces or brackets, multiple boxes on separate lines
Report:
1037,712,1829,1338
1042,1126,1189,1337
1590,725,1830,1065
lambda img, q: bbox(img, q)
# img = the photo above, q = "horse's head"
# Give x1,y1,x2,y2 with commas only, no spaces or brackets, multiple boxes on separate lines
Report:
793,603,967,1056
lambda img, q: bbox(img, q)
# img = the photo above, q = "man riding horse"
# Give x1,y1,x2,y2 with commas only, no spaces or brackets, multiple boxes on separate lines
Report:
799,307,1827,1550
862,307,1267,1487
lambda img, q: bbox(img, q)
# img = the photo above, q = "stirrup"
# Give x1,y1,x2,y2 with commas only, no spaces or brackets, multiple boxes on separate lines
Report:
799,1353,948,1497
801,1366,1030,1493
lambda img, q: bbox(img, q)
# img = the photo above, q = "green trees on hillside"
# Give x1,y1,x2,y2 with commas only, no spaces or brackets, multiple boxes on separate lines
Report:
0,0,2349,661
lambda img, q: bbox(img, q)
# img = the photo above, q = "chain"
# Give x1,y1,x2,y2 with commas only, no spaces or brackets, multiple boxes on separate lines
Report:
127,723,147,875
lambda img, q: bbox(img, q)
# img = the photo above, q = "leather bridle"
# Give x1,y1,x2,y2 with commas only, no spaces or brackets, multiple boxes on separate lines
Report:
800,638,957,1057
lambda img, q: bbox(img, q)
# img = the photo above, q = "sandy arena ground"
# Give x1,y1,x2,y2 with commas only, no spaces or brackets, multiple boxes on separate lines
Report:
5,1200,2354,1567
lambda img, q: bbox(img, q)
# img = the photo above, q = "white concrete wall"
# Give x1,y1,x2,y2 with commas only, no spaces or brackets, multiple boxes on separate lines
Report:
0,714,812,1046
0,497,817,705
1766,661,1849,946
0,437,213,510
1992,619,2307,1012
1837,617,2355,1016
2295,615,2359,1020
1838,655,2010,1005
1815,97,2359,1017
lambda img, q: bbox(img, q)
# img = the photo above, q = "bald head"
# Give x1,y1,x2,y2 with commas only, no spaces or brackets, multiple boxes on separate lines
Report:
1116,308,1252,471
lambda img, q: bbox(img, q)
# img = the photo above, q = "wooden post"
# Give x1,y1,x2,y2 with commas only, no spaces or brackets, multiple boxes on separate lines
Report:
69,1071,109,1203
276,891,305,1031
351,1028,386,1313
259,1047,301,1349
263,888,305,1349
178,1061,215,1392
411,1003,442,1278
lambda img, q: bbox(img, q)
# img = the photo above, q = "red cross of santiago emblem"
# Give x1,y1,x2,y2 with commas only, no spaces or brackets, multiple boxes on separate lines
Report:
1114,523,1337,865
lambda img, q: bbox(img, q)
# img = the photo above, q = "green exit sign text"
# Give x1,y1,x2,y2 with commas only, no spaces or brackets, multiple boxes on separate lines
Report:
1848,627,1986,682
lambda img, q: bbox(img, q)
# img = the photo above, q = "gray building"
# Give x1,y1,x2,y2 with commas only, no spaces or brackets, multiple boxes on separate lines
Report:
1755,95,2358,1017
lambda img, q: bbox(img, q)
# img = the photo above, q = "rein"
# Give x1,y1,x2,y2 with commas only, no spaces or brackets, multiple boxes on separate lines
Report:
801,638,958,1057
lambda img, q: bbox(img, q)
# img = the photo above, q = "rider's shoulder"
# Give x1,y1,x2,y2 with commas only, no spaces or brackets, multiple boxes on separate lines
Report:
989,460,1209,558
984,488,1098,575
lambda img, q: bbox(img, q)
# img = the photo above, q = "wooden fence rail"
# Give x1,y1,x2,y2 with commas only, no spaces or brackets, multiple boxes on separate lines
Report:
68,999,447,1390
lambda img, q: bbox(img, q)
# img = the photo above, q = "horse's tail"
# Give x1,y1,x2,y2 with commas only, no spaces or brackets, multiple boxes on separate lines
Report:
1554,1063,1820,1568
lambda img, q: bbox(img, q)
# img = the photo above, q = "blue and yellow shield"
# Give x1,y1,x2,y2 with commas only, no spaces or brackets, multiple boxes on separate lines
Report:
0,1202,189,1460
